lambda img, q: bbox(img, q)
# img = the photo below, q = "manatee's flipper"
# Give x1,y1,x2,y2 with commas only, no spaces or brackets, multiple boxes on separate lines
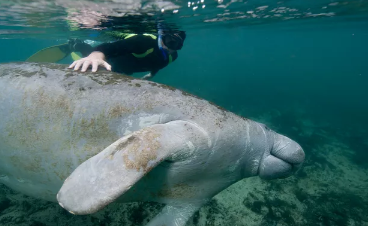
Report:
57,120,210,215
26,43,70,63
147,203,203,226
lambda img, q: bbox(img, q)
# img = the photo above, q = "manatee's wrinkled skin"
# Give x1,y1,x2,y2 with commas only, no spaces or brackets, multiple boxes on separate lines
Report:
0,63,304,226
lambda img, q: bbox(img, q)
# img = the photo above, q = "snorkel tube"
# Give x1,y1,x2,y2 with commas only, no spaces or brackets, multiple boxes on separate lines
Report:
158,29,164,49
158,27,168,60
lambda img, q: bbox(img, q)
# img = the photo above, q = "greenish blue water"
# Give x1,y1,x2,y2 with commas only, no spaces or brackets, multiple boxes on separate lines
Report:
0,0,368,225
3,20,366,130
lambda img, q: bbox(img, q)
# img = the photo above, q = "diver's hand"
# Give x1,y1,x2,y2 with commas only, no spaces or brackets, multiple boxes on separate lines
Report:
68,51,111,72
142,73,153,80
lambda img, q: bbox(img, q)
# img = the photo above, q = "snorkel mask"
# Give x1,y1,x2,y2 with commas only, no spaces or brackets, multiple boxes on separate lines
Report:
162,33,184,50
158,29,186,60
158,30,185,51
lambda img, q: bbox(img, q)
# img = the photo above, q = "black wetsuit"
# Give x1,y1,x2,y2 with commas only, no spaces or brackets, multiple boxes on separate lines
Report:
77,34,178,77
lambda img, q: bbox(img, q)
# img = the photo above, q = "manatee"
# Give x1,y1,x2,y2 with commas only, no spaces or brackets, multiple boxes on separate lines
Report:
0,62,305,226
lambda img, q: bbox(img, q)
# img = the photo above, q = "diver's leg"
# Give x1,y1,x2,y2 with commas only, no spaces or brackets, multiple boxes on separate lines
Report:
68,39,94,57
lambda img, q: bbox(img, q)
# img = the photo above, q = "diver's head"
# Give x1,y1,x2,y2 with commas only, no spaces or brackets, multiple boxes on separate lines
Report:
162,31,186,51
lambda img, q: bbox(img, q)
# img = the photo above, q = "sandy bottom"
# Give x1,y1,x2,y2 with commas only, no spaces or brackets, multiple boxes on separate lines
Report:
1,109,367,226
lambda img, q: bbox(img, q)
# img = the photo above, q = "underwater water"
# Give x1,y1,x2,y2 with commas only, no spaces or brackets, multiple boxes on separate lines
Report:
0,0,368,225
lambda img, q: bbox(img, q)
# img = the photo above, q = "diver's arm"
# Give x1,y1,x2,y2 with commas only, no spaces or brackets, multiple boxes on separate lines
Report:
68,40,133,72
69,36,154,72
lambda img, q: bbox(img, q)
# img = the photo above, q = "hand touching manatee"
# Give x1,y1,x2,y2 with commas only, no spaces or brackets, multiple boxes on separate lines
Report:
68,51,111,72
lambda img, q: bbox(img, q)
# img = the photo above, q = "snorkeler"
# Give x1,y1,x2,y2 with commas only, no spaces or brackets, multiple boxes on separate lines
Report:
27,31,186,79
69,31,186,79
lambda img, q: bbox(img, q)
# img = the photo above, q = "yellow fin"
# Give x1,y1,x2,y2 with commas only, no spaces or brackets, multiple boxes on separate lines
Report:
71,52,82,61
27,43,70,63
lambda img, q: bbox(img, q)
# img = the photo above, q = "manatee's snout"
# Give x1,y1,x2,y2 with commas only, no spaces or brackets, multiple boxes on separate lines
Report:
259,133,305,180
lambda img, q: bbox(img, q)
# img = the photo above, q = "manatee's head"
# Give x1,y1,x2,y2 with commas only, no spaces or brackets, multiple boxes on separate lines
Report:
257,129,305,180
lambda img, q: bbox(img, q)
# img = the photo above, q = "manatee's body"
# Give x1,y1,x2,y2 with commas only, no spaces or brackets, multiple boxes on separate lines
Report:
0,63,304,226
